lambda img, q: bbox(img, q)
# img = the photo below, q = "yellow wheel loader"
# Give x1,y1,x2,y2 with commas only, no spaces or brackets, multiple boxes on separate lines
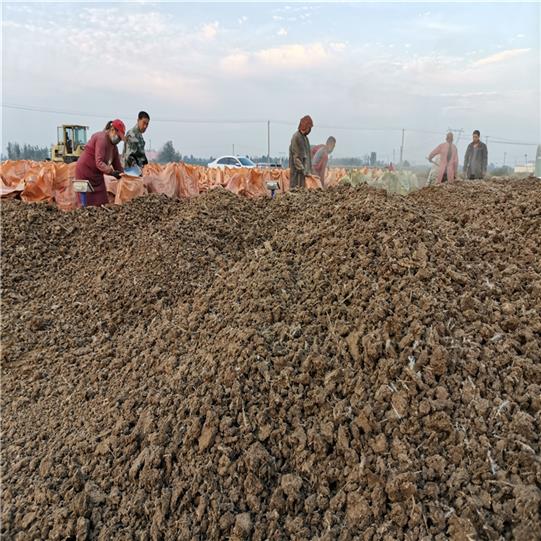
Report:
51,125,89,163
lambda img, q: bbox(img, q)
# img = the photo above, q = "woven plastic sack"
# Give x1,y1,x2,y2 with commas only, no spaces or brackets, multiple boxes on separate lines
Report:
114,175,147,204
21,163,55,203
52,163,78,210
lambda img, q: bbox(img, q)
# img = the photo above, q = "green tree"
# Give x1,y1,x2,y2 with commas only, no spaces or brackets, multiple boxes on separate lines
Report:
157,141,182,163
6,142,49,160
7,142,21,160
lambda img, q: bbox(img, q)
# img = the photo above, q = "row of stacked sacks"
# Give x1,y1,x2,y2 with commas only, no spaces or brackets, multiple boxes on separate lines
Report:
2,160,412,209
1,160,330,210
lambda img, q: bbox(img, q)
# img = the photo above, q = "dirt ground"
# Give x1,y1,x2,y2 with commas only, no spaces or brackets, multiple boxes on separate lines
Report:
1,178,540,540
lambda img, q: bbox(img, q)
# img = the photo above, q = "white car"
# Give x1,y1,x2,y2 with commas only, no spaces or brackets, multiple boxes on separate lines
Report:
207,156,256,169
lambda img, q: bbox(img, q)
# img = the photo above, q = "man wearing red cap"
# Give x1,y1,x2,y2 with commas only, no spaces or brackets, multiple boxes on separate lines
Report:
75,119,126,206
289,115,313,189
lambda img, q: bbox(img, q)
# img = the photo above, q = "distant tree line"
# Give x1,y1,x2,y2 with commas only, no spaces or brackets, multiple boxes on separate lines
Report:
248,155,288,166
488,164,513,176
182,155,212,166
5,142,50,160
155,141,288,167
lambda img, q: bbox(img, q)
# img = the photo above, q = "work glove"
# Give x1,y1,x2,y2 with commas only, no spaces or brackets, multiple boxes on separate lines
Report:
111,170,122,179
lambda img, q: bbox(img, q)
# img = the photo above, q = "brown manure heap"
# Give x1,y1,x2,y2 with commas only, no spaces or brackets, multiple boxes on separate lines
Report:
2,179,540,540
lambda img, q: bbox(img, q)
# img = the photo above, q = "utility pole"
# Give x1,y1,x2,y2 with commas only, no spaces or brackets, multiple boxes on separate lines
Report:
267,121,271,164
503,152,507,166
399,129,405,167
232,144,235,155
525,153,528,165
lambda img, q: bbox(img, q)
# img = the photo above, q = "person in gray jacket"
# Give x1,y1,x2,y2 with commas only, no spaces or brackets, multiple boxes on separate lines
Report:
289,115,313,189
464,130,488,179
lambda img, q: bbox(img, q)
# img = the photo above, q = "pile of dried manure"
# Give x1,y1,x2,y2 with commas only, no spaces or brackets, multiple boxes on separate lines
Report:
2,179,540,540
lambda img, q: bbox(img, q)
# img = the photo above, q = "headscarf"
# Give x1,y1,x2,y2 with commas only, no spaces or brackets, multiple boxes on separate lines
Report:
298,115,314,133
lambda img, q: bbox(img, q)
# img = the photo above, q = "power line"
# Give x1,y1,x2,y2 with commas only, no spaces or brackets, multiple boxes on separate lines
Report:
2,104,267,125
3,102,538,146
272,120,404,132
487,139,538,146
272,120,443,135
0,105,462,135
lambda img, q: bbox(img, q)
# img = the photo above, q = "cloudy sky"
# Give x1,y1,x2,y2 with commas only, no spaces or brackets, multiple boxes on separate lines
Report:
2,1,539,164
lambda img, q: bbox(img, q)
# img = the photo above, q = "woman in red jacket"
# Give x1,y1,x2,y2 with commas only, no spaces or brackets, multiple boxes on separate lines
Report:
75,119,126,206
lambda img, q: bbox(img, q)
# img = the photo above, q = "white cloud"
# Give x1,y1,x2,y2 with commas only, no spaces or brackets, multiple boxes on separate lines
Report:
255,43,344,69
474,48,531,66
81,7,120,26
219,41,347,76
330,42,347,52
200,21,219,40
399,55,463,77
134,71,212,104
415,12,468,34
2,3,539,161
2,8,217,107
442,105,475,115
220,52,250,75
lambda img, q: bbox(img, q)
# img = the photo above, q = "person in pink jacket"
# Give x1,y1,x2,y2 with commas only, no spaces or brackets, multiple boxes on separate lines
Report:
427,132,459,184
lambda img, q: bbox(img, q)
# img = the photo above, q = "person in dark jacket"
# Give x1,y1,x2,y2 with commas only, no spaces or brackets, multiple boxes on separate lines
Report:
289,115,313,189
75,119,125,206
463,130,488,179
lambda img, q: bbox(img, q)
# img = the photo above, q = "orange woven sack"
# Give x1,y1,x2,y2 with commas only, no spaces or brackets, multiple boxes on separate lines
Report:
114,175,147,204
21,163,55,203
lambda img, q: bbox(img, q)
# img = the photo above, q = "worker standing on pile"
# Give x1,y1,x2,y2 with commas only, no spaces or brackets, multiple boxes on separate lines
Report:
463,130,488,180
311,136,336,187
75,119,125,207
289,115,313,189
122,111,150,171
427,132,459,183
